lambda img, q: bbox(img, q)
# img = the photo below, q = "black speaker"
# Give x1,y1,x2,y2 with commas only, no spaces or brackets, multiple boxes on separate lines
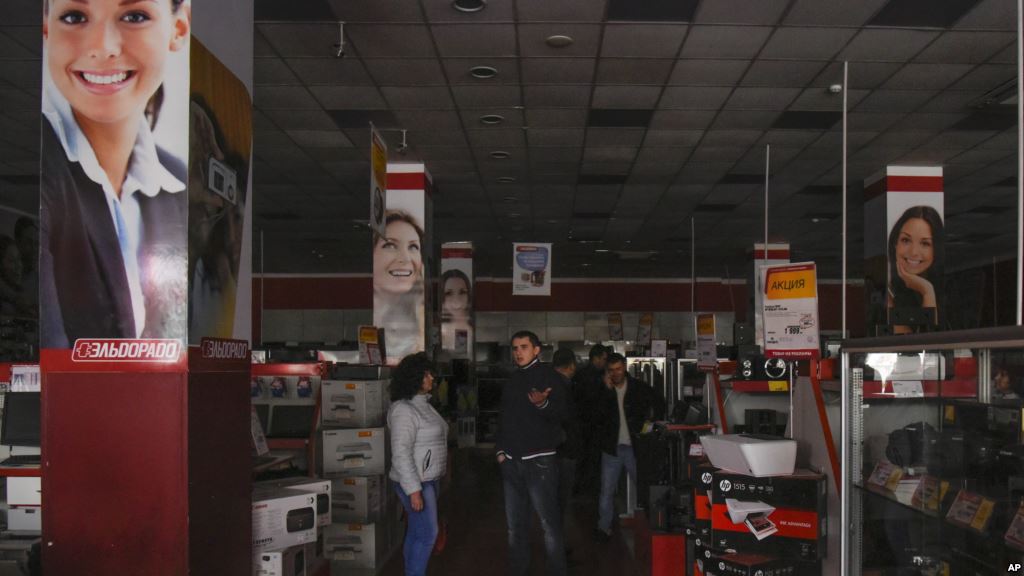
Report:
736,355,787,381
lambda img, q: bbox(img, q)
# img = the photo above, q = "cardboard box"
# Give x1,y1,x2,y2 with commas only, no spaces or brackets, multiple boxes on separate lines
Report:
712,553,821,576
322,428,387,476
710,470,827,560
324,522,386,568
253,544,307,576
253,487,319,553
692,536,719,576
8,506,40,532
7,477,41,506
695,463,717,538
321,380,386,428
331,475,383,523
257,477,333,528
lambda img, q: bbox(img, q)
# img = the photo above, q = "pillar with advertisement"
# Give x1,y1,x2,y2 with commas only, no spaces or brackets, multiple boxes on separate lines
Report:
38,2,255,573
749,243,790,348
864,166,944,335
441,242,474,359
377,163,434,366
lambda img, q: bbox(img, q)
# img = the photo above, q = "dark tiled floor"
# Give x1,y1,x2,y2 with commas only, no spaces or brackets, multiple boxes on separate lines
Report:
379,448,641,576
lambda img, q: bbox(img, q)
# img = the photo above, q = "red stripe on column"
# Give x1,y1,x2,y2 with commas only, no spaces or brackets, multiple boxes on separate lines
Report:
752,249,791,260
887,175,943,192
386,172,426,190
442,248,473,258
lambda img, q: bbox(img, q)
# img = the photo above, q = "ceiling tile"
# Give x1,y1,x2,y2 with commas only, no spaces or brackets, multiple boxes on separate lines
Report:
585,128,646,147
254,58,300,85
461,109,525,128
889,112,966,131
254,86,321,109
883,63,974,90
694,0,790,24
634,147,693,165
756,129,824,148
916,31,1014,64
948,64,1015,91
526,109,589,128
594,58,673,85
844,112,905,131
789,87,869,111
680,26,773,59
523,86,592,108
431,24,517,57
310,86,388,109
954,0,1018,29
288,58,375,85
784,0,890,26
839,29,940,62
286,130,354,148
0,29,41,58
650,110,717,130
521,58,596,84
263,109,338,131
645,130,704,147
324,0,424,22
451,85,521,108
421,0,516,22
518,24,603,57
467,129,527,148
381,86,455,108
592,86,662,109
741,60,828,87
439,58,520,84
919,90,987,113
710,110,784,130
601,24,687,58
259,24,351,58
345,24,436,58
516,0,608,22
703,130,763,148
724,87,801,110
760,27,858,60
527,129,586,146
659,87,733,109
393,110,463,132
810,62,903,90
667,59,749,86
407,129,468,146
855,90,937,113
583,147,637,163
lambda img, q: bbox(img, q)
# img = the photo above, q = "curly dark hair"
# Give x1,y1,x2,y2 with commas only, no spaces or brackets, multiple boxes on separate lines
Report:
390,352,436,401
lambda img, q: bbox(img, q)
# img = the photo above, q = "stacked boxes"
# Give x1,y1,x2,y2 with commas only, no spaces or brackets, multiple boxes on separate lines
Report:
251,486,320,576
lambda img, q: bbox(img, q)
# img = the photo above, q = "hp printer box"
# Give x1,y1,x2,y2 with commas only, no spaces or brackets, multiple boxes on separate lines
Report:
711,470,827,560
322,428,386,476
693,535,722,576
712,553,821,576
256,477,333,528
695,463,718,538
331,475,383,523
253,487,319,553
254,544,308,576
321,380,386,428
324,522,386,569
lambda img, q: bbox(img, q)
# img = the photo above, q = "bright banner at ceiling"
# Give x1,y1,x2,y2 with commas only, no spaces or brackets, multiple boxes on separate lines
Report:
512,242,551,296
369,125,387,238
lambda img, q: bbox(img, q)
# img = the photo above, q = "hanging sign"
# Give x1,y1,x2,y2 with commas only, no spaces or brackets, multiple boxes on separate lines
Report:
512,243,552,296
608,313,624,341
369,125,387,237
637,313,654,346
696,313,717,371
762,262,820,359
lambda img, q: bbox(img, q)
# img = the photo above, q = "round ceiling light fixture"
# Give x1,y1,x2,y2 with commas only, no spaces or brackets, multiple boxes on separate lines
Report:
479,114,505,125
491,150,511,159
452,0,486,12
470,65,498,79
496,176,517,183
545,35,574,48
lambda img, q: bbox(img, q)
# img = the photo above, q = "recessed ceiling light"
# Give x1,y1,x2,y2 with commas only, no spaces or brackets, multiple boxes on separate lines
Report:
491,150,511,159
595,249,610,253
545,35,574,48
452,0,485,12
470,66,498,79
496,176,516,183
581,263,591,267
479,114,505,125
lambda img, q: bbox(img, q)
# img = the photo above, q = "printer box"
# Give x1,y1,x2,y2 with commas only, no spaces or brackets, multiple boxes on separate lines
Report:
324,522,386,569
321,380,386,428
693,535,722,576
711,470,827,560
253,544,307,576
694,463,718,538
8,506,41,532
256,477,333,528
253,487,319,553
712,553,821,576
331,475,383,523
322,428,386,476
7,477,41,506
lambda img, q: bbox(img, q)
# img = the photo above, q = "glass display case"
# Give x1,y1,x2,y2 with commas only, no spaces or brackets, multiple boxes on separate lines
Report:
841,326,1024,575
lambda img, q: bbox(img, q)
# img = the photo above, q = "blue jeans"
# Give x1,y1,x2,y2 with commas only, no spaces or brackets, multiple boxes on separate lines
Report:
501,455,566,576
393,480,439,576
597,444,636,534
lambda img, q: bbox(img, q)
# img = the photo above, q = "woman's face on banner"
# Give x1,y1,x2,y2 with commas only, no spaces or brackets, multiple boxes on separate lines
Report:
443,276,469,315
44,0,189,126
373,220,422,295
895,217,934,276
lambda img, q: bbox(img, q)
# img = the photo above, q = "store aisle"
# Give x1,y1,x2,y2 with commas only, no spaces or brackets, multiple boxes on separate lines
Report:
380,448,642,576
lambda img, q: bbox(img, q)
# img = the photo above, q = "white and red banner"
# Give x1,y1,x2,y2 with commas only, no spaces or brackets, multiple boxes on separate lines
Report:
513,243,552,296
762,262,820,359
696,313,717,371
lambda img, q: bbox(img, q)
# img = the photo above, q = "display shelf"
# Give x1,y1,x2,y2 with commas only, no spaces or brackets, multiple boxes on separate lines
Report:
858,482,943,519
0,466,40,478
720,379,790,393
860,378,977,399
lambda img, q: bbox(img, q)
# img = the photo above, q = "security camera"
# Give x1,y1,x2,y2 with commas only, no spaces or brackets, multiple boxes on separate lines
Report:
334,43,345,59
396,143,409,155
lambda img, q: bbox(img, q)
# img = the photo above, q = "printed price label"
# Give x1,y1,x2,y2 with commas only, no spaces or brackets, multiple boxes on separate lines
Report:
344,457,365,468
768,380,789,392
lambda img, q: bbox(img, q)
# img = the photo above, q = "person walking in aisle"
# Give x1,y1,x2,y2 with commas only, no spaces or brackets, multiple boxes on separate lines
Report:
552,348,581,518
594,353,665,542
496,331,569,576
388,352,449,576
573,344,607,497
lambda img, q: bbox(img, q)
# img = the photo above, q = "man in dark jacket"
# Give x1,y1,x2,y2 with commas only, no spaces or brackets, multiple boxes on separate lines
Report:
496,331,568,576
572,344,607,497
594,353,665,541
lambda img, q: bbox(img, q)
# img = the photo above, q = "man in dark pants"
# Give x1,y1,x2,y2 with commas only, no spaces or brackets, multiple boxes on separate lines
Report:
573,345,607,497
594,353,666,541
552,348,580,519
496,331,569,576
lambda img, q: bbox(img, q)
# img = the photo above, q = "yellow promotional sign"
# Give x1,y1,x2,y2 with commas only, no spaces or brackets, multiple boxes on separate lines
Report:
697,315,715,335
765,267,817,300
761,262,820,359
696,313,717,371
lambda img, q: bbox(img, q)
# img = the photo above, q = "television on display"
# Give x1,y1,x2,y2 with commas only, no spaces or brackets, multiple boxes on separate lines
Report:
1,392,41,447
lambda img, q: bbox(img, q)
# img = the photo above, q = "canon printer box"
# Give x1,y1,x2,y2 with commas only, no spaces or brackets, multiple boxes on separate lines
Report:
322,428,386,476
711,470,827,560
694,463,718,538
321,380,386,428
712,553,821,576
253,487,319,553
324,522,386,569
253,544,308,576
256,477,333,528
331,475,383,523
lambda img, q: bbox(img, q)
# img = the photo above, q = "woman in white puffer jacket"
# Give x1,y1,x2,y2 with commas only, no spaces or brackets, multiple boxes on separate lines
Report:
388,352,448,576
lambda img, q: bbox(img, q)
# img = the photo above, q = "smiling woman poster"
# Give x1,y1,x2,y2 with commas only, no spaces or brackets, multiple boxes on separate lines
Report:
374,191,427,365
39,0,191,348
886,198,944,335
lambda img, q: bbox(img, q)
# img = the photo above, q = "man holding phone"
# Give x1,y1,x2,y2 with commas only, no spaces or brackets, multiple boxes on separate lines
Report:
496,331,568,576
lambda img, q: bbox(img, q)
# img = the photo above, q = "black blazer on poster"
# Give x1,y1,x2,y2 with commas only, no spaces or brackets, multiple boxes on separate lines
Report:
596,375,666,457
40,124,188,348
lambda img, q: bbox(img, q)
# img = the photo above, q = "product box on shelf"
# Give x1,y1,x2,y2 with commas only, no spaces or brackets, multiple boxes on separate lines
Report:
253,543,308,576
8,506,41,532
710,470,827,560
321,380,386,428
252,487,319,553
331,475,383,523
7,476,41,506
256,477,333,528
324,522,386,569
692,535,720,576
695,463,718,538
321,427,387,476
711,552,821,576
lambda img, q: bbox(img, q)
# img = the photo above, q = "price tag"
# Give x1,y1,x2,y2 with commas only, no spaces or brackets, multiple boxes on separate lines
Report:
892,380,924,397
689,443,704,457
344,457,365,468
768,380,789,392
335,551,355,561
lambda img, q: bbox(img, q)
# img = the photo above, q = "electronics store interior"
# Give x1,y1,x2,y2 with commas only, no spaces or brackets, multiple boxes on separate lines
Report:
1,0,1024,575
